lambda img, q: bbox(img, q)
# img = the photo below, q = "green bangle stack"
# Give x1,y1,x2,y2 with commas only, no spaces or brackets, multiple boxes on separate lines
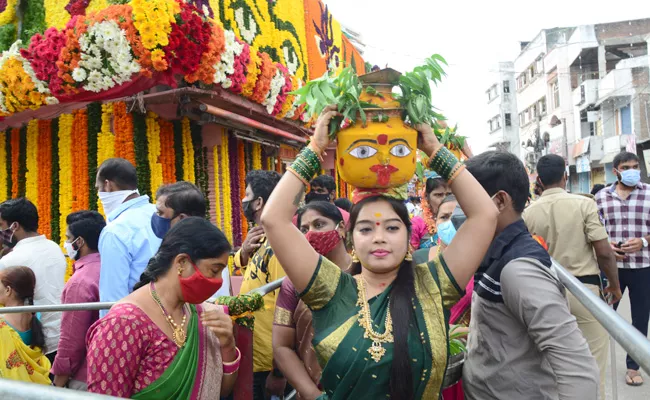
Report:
428,146,462,181
288,146,322,185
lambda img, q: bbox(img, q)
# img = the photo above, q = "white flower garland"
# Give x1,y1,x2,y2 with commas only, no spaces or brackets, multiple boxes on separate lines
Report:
73,20,141,93
234,7,257,44
263,69,286,114
213,29,244,89
285,80,302,119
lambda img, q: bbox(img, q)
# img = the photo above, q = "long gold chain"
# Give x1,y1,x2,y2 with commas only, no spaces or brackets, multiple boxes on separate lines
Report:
149,282,188,347
355,276,394,362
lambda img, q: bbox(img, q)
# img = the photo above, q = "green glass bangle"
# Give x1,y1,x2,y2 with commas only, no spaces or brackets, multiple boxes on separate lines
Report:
428,146,460,181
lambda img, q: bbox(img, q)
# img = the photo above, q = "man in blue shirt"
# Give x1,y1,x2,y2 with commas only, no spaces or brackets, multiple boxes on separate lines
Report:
96,158,161,317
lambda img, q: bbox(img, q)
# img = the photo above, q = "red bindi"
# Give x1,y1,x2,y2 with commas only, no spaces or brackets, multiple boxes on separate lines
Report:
377,134,388,145
376,222,381,226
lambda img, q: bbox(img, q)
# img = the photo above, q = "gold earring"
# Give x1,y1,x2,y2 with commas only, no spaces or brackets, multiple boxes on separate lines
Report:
405,250,413,262
351,250,360,263
177,267,183,276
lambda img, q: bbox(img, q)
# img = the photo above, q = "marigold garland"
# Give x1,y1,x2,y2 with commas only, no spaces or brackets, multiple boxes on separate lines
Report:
4,129,11,199
229,136,241,246
252,142,262,171
0,131,7,202
220,130,233,243
87,102,101,211
37,120,52,238
241,49,260,98
96,103,114,215
10,128,19,197
50,119,60,244
158,118,176,183
17,127,27,197
57,113,73,247
172,119,184,181
251,52,276,104
420,186,437,235
213,144,222,230
113,102,136,165
145,111,163,200
132,112,151,197
130,0,179,50
70,109,89,211
24,120,39,207
181,117,195,182
238,141,247,241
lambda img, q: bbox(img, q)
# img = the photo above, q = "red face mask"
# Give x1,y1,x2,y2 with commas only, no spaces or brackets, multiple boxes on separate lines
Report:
179,262,223,304
305,230,341,256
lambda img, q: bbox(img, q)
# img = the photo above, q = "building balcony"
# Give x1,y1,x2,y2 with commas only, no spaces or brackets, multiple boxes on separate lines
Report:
487,127,508,148
573,79,598,110
598,61,644,103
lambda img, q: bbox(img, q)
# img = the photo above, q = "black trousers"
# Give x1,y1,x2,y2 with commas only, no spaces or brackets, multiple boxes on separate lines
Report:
613,267,650,371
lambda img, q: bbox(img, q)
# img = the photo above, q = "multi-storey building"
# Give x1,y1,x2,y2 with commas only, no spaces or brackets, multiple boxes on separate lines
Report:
485,62,520,157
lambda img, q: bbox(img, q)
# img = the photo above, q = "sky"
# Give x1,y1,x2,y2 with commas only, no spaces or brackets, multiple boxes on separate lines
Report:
323,0,645,153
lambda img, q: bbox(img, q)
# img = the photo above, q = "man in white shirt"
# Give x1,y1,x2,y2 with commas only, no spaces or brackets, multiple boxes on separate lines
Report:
0,198,66,360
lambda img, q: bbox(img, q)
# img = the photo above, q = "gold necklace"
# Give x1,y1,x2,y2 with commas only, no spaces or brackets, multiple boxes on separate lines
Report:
149,282,187,347
355,276,394,362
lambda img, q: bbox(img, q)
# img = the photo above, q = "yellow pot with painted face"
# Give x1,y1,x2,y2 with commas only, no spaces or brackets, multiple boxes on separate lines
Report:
336,113,417,189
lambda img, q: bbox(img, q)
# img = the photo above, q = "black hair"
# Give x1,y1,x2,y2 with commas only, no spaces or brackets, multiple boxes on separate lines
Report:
465,151,529,213
590,184,605,196
334,198,353,212
97,158,138,190
296,201,344,227
309,175,336,193
425,177,447,197
156,181,206,218
348,196,415,400
66,211,106,251
436,195,457,218
0,198,39,232
1,267,45,348
536,154,565,186
613,151,640,169
133,217,232,290
245,170,281,204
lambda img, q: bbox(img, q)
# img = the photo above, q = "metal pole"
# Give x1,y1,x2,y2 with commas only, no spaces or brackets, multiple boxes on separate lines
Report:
0,302,115,314
551,259,650,373
610,334,618,400
0,378,122,399
249,277,285,296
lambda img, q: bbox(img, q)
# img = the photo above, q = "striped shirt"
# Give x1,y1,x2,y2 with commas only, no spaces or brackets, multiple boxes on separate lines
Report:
596,182,650,269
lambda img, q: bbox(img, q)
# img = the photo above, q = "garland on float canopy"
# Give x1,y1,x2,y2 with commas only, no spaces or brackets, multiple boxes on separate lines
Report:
87,102,102,211
213,144,222,231
252,142,262,171
25,120,39,206
17,127,27,197
159,119,176,183
113,102,136,166
4,130,11,199
57,114,73,246
173,120,184,181
50,118,60,243
0,131,6,202
132,112,151,198
181,117,195,183
145,111,163,200
238,141,247,241
37,120,52,238
71,109,89,211
220,130,233,243
191,121,209,215
229,135,241,246
96,103,114,215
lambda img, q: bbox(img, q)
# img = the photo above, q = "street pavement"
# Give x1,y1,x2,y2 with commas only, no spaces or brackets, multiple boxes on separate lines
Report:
604,291,650,400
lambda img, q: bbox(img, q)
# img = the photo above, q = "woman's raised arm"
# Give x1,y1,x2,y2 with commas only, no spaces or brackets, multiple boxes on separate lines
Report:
260,107,338,294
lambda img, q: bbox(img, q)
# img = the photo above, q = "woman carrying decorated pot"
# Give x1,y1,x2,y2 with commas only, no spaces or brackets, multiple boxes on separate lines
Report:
272,201,352,399
261,103,498,399
86,217,238,399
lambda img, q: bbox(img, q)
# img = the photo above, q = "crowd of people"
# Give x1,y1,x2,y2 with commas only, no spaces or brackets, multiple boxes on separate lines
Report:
0,110,647,399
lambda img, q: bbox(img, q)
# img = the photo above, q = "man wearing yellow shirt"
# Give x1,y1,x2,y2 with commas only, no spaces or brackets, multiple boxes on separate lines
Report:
235,170,290,400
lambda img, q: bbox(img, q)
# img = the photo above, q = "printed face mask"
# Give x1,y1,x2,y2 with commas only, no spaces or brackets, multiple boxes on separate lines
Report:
305,229,341,256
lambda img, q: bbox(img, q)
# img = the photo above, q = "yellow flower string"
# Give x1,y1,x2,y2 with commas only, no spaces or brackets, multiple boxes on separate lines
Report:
25,120,39,208
0,131,6,202
181,117,195,182
252,142,262,170
57,114,74,282
146,112,163,200
220,130,233,243
96,103,115,215
213,145,222,229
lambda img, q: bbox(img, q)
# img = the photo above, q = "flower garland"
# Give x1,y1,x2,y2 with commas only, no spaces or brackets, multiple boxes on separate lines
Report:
263,63,290,115
50,119,60,244
162,1,211,77
172,119,183,181
227,37,249,94
21,27,67,85
132,111,151,197
191,121,210,215
113,102,136,165
250,52,276,104
96,103,114,165
0,131,6,202
10,128,19,197
220,130,233,243
71,109,89,211
87,102,101,211
57,114,74,247
213,144,222,231
145,111,162,200
229,135,241,246
238,141,247,241
181,117,195,182
241,49,260,98
25,120,39,207
5,129,11,199
56,17,87,96
185,21,225,85
252,142,262,171
130,0,179,50
211,28,243,89
420,187,437,235
37,120,52,238
159,118,176,183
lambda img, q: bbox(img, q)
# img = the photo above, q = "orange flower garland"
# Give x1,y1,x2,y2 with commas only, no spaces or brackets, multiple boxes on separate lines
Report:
420,186,436,235
71,109,89,211
0,131,6,202
10,128,19,197
238,141,248,241
250,52,276,104
241,50,261,98
185,23,226,84
37,120,53,238
159,119,176,183
113,102,136,165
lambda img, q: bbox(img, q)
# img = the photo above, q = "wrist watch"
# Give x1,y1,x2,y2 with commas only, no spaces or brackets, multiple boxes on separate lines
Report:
642,238,648,248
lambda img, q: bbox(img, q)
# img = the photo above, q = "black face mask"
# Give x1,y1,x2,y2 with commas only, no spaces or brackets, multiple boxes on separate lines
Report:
305,192,330,204
242,199,259,223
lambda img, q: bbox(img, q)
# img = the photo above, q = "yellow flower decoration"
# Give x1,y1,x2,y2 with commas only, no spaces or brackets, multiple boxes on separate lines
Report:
181,117,195,182
131,0,180,50
146,112,163,200
0,131,7,203
96,103,115,215
25,120,39,208
0,0,18,26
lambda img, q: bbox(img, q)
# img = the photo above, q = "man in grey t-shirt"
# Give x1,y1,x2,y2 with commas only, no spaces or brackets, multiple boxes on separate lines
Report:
463,152,598,400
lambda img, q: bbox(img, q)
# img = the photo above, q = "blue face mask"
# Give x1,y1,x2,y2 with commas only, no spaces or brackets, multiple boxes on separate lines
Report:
437,220,457,246
618,169,641,187
151,214,172,239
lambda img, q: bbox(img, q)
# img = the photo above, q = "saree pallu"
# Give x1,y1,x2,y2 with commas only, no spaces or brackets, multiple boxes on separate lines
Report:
301,256,463,399
0,317,51,385
132,303,223,400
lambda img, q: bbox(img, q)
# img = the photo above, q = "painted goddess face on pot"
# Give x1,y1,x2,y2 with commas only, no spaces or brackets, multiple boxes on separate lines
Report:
336,115,418,189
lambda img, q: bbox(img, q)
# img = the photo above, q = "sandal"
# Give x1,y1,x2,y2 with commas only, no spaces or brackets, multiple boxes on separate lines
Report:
625,369,644,386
